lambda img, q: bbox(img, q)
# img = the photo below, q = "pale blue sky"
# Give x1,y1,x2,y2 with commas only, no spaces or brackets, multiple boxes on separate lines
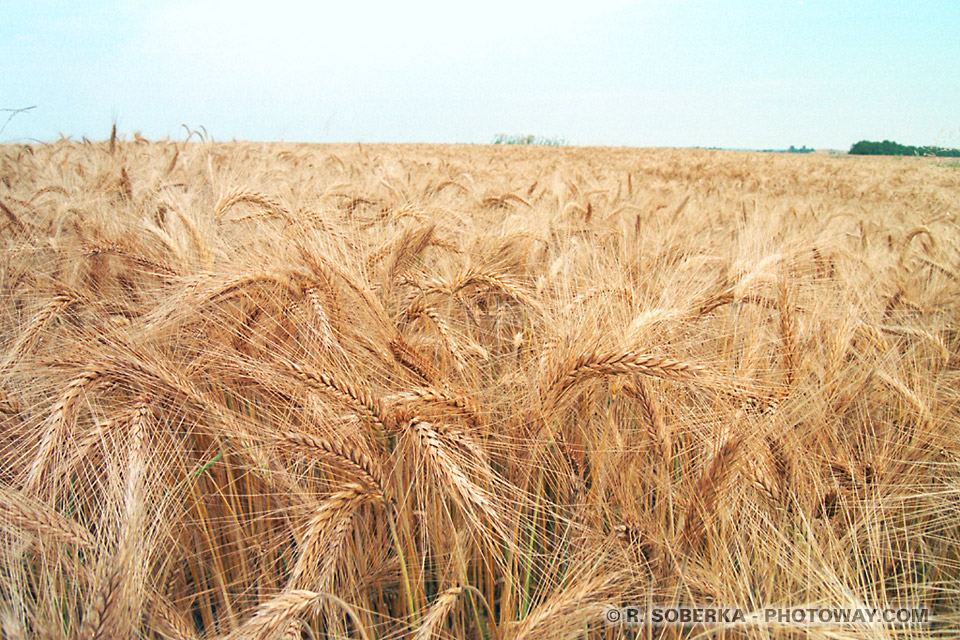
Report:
3,1,958,149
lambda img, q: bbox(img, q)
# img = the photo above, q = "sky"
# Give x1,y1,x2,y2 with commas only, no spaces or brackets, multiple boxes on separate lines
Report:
3,0,959,150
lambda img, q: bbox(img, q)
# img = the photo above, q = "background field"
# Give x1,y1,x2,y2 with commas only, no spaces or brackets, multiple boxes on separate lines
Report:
1,141,959,639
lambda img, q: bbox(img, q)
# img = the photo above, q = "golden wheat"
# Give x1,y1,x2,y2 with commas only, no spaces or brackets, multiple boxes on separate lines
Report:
0,140,957,639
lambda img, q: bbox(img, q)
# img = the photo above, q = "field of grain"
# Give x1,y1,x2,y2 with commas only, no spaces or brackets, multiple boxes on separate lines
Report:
1,139,959,639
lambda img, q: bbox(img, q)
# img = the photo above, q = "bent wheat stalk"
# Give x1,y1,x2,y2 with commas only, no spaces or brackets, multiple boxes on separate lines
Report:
0,291,80,378
544,349,709,415
407,417,510,557
414,586,464,640
284,360,390,436
24,362,111,495
272,430,385,498
288,483,379,592
225,590,370,640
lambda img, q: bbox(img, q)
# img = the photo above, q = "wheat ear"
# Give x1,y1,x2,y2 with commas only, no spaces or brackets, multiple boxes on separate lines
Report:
0,291,79,378
168,205,211,269
284,360,390,436
288,484,375,592
407,418,508,556
0,486,97,550
24,362,110,495
682,437,742,550
78,563,123,640
545,350,709,415
215,188,289,220
403,299,468,372
301,282,341,353
0,386,20,414
414,586,464,640
452,267,540,310
512,572,625,640
388,386,483,429
621,378,670,459
226,589,323,640
272,430,385,497
86,242,178,277
390,337,439,383
0,198,26,232
226,590,369,640
147,590,200,640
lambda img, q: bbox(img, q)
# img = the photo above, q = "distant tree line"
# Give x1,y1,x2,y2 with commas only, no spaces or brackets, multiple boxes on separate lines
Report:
492,133,567,146
849,140,960,157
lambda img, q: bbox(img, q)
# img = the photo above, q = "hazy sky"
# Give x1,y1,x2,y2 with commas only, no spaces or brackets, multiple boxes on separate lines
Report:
3,1,959,149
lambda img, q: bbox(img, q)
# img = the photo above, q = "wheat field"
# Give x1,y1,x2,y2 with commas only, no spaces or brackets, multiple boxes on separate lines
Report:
1,139,959,639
